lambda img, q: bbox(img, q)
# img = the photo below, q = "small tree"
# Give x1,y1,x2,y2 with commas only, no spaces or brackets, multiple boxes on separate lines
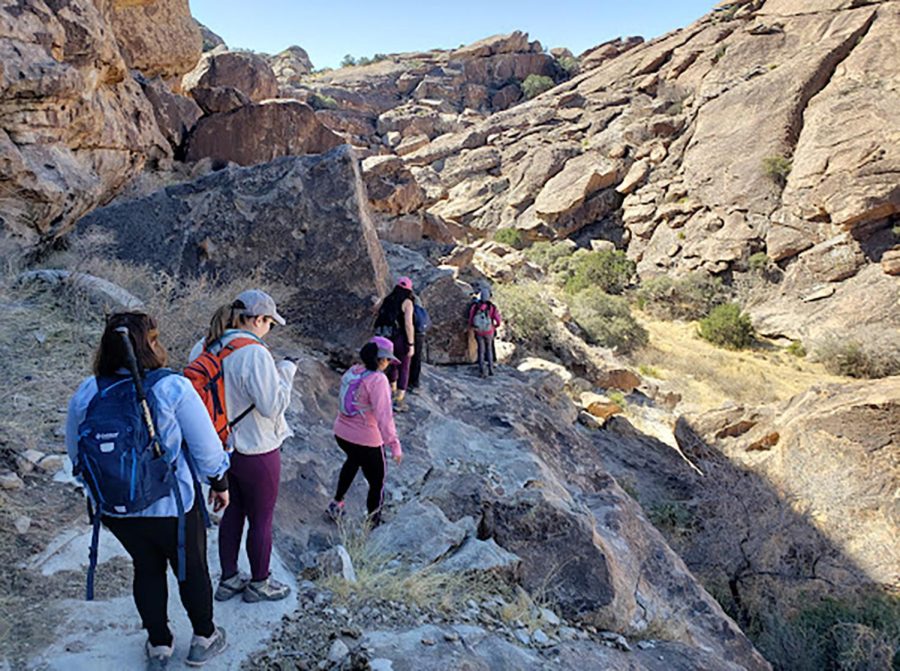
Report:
340,54,357,68
494,282,553,346
522,74,555,99
698,303,754,349
762,155,792,186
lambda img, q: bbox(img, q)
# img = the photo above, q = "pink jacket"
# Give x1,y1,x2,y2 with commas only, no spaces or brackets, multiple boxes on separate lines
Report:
468,301,502,336
333,366,402,457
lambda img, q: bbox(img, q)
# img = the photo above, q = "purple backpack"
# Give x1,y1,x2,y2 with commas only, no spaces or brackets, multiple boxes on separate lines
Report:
339,366,374,416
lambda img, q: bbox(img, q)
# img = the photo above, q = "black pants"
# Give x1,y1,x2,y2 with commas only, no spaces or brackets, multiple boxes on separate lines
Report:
102,502,214,647
409,331,426,388
334,435,386,514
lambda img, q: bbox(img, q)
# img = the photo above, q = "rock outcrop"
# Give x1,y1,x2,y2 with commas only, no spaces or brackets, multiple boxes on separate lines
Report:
75,146,390,355
184,100,343,166
183,50,279,102
268,45,314,86
0,0,171,240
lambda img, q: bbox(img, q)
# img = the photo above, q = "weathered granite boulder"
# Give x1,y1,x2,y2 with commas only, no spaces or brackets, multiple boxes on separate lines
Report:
184,100,342,166
362,155,426,216
269,45,314,86
182,50,279,102
195,20,225,52
189,85,251,115
103,0,202,81
0,0,170,240
75,146,390,355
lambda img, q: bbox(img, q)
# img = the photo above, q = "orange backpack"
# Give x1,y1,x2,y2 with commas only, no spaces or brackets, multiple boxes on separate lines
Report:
184,337,259,448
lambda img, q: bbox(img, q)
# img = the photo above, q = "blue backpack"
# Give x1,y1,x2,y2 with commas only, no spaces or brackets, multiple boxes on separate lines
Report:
75,369,205,600
413,304,431,333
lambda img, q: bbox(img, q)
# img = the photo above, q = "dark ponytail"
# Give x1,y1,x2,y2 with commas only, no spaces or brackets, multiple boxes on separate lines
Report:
205,300,245,347
359,342,380,371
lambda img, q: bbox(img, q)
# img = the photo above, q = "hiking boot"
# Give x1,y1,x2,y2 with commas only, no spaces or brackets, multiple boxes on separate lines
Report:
186,626,227,667
392,399,409,413
214,573,250,602
366,509,383,529
243,576,290,602
326,500,345,522
145,640,173,671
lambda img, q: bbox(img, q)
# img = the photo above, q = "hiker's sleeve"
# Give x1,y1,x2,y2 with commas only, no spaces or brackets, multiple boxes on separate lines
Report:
370,375,401,458
240,346,294,419
174,379,229,479
65,378,95,468
187,339,204,363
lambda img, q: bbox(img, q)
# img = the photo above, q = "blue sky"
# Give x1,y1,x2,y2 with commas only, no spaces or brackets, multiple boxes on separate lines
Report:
191,1,716,69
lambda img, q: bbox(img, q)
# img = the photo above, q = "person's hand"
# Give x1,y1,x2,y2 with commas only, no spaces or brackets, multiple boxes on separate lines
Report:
208,489,229,513
408,345,415,357
393,453,404,465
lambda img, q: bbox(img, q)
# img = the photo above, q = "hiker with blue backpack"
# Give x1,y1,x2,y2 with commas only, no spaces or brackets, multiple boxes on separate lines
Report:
468,286,502,378
65,312,230,670
327,336,403,527
187,290,296,604
408,294,431,392
373,276,416,412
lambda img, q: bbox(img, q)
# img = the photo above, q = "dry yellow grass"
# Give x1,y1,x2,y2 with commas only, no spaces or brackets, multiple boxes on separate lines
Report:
631,316,844,413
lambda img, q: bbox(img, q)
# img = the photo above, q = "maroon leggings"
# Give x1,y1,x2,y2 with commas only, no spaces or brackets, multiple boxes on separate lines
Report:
218,449,280,582
386,334,412,391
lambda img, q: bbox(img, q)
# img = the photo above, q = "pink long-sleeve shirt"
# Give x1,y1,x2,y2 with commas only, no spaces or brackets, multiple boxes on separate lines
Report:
333,366,402,457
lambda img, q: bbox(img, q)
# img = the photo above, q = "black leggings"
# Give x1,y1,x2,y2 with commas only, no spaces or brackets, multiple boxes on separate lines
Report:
334,435,386,514
102,502,214,647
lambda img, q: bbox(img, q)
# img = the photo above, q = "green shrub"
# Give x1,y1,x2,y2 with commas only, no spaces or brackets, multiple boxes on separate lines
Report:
636,273,726,320
647,501,695,536
698,303,754,349
786,340,806,358
523,240,576,270
608,390,626,406
562,249,635,295
748,252,771,272
522,74,555,99
762,155,792,185
569,288,648,353
754,590,900,671
892,224,900,239
308,92,338,110
340,54,356,67
816,338,900,379
556,55,579,76
493,282,553,346
493,227,525,249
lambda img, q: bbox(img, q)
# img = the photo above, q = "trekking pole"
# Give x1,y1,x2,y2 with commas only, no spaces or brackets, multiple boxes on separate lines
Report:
115,326,162,458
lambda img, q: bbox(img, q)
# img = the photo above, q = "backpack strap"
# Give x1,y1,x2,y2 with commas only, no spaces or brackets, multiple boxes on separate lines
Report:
85,499,101,601
217,338,259,430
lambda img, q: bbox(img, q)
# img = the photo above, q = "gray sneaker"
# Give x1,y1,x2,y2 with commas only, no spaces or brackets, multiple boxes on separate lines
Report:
243,576,290,602
214,573,250,601
186,626,227,667
145,640,173,671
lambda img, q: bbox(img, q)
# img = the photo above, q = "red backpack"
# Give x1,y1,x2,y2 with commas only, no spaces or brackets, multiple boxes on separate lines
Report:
184,337,259,448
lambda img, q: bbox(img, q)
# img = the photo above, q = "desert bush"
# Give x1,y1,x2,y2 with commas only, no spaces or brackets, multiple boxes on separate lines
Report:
340,54,356,67
763,155,792,186
561,249,635,295
523,240,576,271
815,338,900,379
522,74,555,99
698,303,754,349
308,92,338,110
556,55,579,76
493,282,553,346
749,252,772,273
647,501,695,537
787,340,807,358
636,272,727,320
569,288,648,353
493,227,525,249
754,590,900,671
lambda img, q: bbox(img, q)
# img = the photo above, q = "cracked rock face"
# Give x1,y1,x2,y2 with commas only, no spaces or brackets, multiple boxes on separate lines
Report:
0,0,171,240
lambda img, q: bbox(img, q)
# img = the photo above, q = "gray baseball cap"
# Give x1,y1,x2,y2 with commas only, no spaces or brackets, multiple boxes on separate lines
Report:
234,289,286,326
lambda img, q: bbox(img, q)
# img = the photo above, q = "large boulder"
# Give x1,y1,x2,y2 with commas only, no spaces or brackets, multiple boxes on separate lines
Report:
102,0,202,81
135,74,203,153
75,146,391,355
183,100,343,166
182,50,279,102
0,0,170,240
269,45,314,86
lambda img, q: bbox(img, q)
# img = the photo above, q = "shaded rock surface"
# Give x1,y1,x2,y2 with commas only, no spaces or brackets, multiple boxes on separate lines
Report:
75,146,390,356
183,50,279,102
